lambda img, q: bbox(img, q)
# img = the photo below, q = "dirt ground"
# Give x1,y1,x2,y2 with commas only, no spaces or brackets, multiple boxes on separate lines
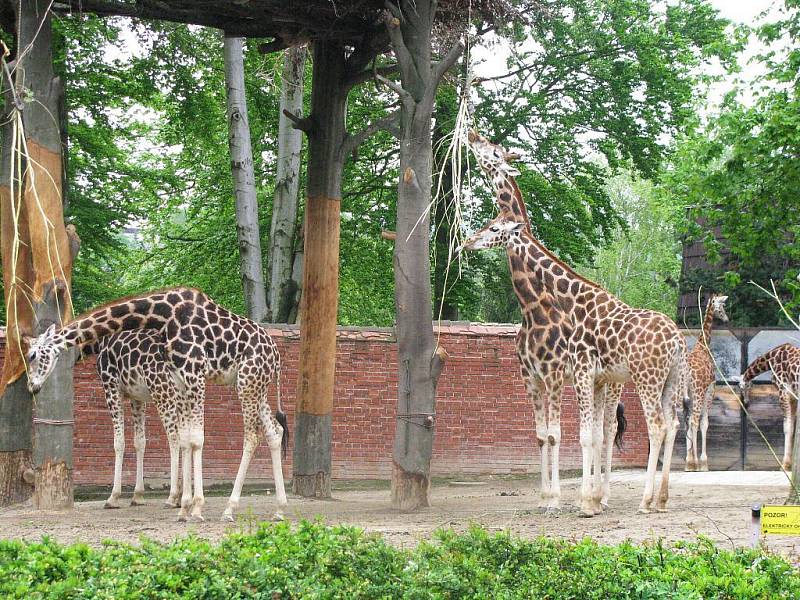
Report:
1,470,797,560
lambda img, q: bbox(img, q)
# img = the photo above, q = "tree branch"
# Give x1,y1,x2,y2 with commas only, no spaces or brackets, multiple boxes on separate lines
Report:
382,6,419,89
375,72,413,109
432,39,465,86
282,108,312,133
346,63,398,89
341,109,400,158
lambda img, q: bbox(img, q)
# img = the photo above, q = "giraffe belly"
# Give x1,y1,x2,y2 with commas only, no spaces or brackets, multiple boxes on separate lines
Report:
209,367,237,386
597,364,631,384
121,378,152,402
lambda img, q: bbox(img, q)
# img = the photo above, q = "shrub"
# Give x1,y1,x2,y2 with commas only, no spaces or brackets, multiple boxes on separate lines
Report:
0,522,797,599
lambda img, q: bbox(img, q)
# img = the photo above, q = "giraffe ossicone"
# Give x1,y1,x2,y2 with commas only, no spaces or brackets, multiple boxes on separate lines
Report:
23,287,288,522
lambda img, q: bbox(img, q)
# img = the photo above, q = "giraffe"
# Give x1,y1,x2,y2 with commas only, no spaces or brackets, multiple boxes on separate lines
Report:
457,220,625,512
462,131,626,512
23,287,287,522
78,330,189,509
740,343,800,471
466,132,688,516
684,294,729,472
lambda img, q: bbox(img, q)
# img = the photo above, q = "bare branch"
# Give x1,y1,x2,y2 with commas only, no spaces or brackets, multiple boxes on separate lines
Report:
432,39,465,86
342,109,400,158
346,63,398,89
282,108,312,133
375,72,413,106
382,7,418,88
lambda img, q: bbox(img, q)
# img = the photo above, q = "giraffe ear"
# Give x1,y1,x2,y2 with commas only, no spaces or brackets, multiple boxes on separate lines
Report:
503,165,521,177
43,323,57,340
510,221,526,234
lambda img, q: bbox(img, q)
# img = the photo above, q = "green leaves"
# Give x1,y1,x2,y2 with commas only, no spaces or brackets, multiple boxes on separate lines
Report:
1,524,798,599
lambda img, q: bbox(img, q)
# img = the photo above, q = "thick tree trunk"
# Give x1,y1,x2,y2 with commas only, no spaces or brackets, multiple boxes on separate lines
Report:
268,46,306,323
0,0,76,509
292,41,347,498
386,0,457,511
223,35,268,322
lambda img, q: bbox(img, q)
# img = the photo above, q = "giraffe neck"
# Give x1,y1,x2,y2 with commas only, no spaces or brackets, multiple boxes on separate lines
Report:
54,287,202,349
505,234,561,316
490,171,531,228
509,227,612,316
742,344,790,383
698,300,716,350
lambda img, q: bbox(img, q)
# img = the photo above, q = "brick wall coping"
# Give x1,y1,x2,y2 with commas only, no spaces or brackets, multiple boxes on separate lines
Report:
1,324,792,343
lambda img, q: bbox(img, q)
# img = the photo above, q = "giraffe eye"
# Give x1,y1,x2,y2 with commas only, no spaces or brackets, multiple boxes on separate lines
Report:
490,226,499,233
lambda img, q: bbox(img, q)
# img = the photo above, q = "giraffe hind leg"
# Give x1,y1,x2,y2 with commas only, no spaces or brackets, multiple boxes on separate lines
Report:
103,383,125,509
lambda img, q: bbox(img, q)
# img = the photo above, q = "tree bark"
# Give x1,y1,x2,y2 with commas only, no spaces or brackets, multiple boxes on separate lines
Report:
268,46,306,323
223,35,268,322
385,1,460,510
292,41,348,498
0,0,76,509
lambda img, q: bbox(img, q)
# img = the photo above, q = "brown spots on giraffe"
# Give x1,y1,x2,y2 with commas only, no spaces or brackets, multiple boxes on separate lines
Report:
175,303,193,325
110,304,130,319
556,278,569,294
122,315,143,330
152,302,172,319
132,299,152,315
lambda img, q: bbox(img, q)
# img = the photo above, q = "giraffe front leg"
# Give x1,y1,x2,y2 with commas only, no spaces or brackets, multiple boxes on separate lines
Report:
600,385,622,509
104,385,124,509
574,373,596,518
525,378,551,511
656,391,679,512
685,397,700,471
782,394,794,471
130,398,147,506
188,424,206,521
589,389,605,515
545,383,563,513
636,384,666,514
222,431,259,522
177,425,194,522
164,432,182,508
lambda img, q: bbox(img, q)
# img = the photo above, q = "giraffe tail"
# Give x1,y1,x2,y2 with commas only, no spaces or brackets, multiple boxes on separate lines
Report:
614,402,627,450
274,363,288,458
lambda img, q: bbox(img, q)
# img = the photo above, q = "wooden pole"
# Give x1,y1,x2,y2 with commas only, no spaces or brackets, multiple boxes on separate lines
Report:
292,41,347,498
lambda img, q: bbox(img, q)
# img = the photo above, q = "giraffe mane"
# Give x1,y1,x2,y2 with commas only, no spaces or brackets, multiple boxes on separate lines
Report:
71,286,204,323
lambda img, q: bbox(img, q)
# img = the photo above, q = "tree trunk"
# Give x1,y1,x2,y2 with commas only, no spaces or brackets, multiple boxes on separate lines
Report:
292,41,347,498
223,35,268,322
268,46,306,323
385,1,459,510
0,0,76,509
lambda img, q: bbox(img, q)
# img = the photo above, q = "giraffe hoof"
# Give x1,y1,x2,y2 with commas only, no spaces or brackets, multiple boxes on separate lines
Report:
272,511,285,522
536,506,549,514
177,514,189,522
637,507,651,515
544,507,561,516
130,497,146,507
699,464,709,472
783,463,792,472
103,501,121,509
578,509,595,518
163,500,180,509
189,514,205,523
600,503,609,512
221,513,235,523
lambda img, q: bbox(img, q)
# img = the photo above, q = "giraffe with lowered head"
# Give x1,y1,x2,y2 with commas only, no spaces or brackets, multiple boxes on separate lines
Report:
684,294,728,471
740,343,800,471
463,131,625,513
23,287,287,521
466,132,688,515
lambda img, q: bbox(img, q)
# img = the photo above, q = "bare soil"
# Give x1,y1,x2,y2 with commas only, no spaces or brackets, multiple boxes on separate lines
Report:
1,470,797,560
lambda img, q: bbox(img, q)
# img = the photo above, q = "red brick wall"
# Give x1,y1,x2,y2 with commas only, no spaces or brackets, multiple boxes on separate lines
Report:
2,324,650,486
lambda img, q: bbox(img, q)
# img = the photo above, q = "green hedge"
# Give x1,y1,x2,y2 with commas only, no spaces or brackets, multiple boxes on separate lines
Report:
0,522,797,599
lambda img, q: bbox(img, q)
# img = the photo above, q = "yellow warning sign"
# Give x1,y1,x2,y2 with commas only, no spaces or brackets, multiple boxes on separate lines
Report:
761,505,800,535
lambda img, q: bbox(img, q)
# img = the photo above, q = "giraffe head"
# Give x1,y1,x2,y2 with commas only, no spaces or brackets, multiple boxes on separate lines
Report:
459,214,525,253
709,294,729,323
23,324,65,394
467,130,522,178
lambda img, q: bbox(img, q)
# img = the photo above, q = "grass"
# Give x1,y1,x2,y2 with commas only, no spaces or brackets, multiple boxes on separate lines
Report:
1,521,798,599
